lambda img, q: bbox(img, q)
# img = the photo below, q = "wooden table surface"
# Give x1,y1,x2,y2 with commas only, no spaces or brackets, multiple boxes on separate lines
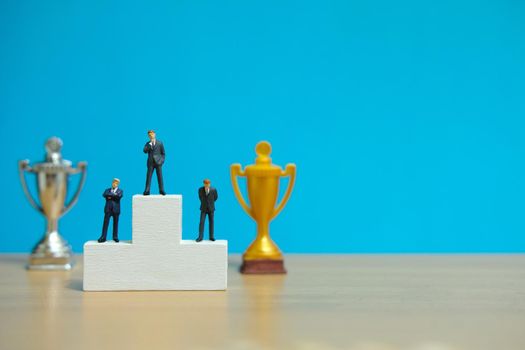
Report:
0,254,524,350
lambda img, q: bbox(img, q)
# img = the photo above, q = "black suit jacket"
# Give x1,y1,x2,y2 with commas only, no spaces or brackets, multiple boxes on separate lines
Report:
143,140,165,166
103,188,123,214
199,187,218,212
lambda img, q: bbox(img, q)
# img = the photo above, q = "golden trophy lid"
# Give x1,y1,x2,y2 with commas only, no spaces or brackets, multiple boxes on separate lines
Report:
244,141,282,175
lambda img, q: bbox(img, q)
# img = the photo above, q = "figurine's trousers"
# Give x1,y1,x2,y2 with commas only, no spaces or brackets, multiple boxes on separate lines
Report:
101,213,119,240
198,211,214,239
145,164,164,193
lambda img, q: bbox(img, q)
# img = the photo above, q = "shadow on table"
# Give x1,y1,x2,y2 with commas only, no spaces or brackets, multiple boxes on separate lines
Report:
228,255,242,271
68,278,83,291
0,255,28,269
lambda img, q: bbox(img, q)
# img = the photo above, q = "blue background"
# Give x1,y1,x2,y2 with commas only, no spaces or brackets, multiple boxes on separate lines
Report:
1,0,524,253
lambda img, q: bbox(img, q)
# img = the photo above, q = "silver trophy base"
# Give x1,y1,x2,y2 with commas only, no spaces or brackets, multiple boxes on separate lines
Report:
27,231,75,271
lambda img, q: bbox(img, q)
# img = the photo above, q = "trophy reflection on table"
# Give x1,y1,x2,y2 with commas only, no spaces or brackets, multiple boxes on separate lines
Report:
18,137,87,270
231,141,296,274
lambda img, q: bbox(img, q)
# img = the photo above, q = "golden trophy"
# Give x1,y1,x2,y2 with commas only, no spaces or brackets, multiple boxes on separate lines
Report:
231,141,296,274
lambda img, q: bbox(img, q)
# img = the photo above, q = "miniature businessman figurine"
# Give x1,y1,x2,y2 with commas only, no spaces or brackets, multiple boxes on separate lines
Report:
98,178,123,243
196,179,218,242
143,130,166,195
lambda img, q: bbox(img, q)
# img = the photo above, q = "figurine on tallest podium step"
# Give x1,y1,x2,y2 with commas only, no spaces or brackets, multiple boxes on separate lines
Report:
143,130,166,195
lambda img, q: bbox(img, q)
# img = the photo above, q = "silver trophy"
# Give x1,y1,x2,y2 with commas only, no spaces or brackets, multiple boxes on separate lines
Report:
18,137,87,270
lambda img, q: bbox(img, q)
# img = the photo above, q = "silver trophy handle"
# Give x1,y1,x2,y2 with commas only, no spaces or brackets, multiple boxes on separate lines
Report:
62,161,87,216
18,159,44,214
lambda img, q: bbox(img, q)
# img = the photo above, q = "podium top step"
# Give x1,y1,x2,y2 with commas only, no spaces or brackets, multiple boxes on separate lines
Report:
132,194,182,199
84,240,132,246
84,240,227,247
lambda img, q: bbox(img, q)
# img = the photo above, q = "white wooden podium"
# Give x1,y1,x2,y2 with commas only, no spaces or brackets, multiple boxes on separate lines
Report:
83,195,227,291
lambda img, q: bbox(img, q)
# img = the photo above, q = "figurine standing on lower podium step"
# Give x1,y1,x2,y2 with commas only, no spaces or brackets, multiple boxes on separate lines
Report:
143,130,166,195
197,179,218,242
98,178,123,243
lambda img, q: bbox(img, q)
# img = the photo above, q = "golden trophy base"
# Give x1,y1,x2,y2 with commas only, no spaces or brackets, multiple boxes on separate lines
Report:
240,259,286,274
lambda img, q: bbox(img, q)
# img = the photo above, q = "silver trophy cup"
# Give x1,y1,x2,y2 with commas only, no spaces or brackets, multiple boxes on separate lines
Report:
18,137,87,270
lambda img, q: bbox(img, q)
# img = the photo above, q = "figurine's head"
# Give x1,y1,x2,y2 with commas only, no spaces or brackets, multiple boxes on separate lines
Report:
147,130,156,141
112,178,120,188
203,179,211,189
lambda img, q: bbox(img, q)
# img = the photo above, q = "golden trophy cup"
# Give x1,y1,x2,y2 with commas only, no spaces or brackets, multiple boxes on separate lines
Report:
231,141,296,274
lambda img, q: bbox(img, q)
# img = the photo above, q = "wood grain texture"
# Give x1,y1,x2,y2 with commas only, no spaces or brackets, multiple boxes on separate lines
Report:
0,254,524,350
83,195,227,290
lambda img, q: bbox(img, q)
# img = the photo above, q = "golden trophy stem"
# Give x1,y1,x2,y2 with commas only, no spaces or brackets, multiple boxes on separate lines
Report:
256,222,269,241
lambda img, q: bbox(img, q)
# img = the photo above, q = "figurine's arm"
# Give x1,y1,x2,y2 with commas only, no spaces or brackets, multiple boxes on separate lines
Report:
143,142,151,153
109,190,124,203
160,142,165,155
198,188,205,202
214,189,218,201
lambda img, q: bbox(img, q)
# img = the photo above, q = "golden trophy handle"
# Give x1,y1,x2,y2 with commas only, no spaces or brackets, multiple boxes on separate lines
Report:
230,163,253,218
272,163,296,220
